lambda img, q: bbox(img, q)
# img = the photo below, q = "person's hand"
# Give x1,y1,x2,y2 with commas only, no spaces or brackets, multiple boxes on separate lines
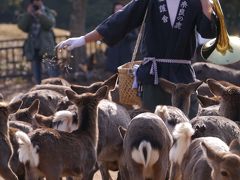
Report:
56,36,86,51
27,4,34,15
34,9,42,16
200,0,213,20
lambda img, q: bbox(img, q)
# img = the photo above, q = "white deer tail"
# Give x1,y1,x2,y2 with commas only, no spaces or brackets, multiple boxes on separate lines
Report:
15,131,39,167
131,140,159,167
169,122,194,165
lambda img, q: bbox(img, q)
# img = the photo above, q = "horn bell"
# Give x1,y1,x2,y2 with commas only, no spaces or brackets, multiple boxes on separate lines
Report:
201,0,240,65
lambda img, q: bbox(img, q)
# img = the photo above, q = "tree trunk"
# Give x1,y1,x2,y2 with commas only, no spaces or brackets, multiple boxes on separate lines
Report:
69,0,86,71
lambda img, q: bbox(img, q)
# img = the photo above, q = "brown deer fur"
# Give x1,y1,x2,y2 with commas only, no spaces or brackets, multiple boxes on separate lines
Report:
16,86,108,179
193,62,240,85
159,78,203,117
41,77,71,86
154,105,189,134
191,116,240,145
70,73,118,100
9,99,40,124
30,84,72,96
201,138,240,180
207,78,240,122
169,122,230,180
10,89,68,116
0,100,22,180
119,112,172,180
69,74,132,180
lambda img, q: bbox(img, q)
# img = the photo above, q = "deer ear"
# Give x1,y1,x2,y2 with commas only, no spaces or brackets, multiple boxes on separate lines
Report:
28,99,40,116
229,139,240,155
103,73,118,90
65,90,78,102
95,85,108,101
188,81,203,92
207,79,226,97
201,142,223,167
159,78,176,94
118,126,127,139
8,100,23,114
197,95,220,107
33,114,53,129
71,85,89,95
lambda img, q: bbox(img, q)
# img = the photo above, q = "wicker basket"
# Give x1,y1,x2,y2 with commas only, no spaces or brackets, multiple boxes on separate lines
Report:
117,6,148,107
117,61,142,106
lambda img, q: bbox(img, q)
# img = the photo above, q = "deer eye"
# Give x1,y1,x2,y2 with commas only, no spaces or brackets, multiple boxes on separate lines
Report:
221,171,228,177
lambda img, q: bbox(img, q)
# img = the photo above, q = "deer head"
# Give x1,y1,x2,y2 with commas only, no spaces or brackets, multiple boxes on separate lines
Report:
159,78,203,116
202,138,240,180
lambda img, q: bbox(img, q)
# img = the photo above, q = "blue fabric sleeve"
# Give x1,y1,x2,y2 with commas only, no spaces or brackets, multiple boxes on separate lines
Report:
96,0,149,46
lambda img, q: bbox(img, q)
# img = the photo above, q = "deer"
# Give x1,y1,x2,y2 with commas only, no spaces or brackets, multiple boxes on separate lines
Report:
8,99,40,124
67,74,132,180
154,105,189,134
192,62,240,85
41,77,71,87
16,86,108,180
118,112,172,180
32,110,78,133
0,95,33,179
201,138,240,180
207,78,240,122
156,78,240,144
9,89,69,116
191,115,240,145
159,78,203,117
70,73,118,101
30,84,73,96
169,122,230,180
196,94,220,116
31,98,131,180
0,100,23,180
23,73,130,180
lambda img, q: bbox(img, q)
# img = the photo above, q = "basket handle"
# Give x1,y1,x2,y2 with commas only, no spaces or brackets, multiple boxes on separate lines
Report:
130,5,149,67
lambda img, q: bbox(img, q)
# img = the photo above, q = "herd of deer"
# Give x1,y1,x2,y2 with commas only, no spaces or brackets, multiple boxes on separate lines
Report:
0,61,240,180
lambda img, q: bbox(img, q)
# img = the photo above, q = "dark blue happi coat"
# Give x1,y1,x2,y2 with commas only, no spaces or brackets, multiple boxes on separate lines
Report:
96,0,216,85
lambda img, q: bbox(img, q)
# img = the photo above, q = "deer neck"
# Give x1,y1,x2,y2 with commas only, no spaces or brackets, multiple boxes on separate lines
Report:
76,102,99,145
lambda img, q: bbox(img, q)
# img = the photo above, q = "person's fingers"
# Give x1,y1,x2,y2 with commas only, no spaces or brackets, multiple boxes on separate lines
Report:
67,44,74,51
55,41,64,49
55,43,62,50
56,41,68,50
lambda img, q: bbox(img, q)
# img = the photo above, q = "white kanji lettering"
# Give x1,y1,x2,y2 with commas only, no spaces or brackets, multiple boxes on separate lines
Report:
177,16,184,21
178,9,185,16
162,15,168,23
181,1,188,8
159,5,167,13
174,22,182,29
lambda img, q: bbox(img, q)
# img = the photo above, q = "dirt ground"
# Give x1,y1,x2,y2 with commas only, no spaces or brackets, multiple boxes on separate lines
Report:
0,171,117,180
0,78,32,101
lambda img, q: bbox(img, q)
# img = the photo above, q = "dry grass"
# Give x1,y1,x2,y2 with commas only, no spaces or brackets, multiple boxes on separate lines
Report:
0,23,70,40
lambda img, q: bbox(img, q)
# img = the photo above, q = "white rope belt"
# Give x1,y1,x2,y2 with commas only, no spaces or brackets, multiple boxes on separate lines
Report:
142,57,191,85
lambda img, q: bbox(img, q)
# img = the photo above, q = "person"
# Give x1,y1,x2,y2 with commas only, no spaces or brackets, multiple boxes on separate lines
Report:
56,0,216,118
104,2,137,73
18,0,59,84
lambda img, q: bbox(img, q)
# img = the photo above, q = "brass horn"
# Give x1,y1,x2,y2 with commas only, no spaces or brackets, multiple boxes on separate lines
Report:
201,0,240,65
